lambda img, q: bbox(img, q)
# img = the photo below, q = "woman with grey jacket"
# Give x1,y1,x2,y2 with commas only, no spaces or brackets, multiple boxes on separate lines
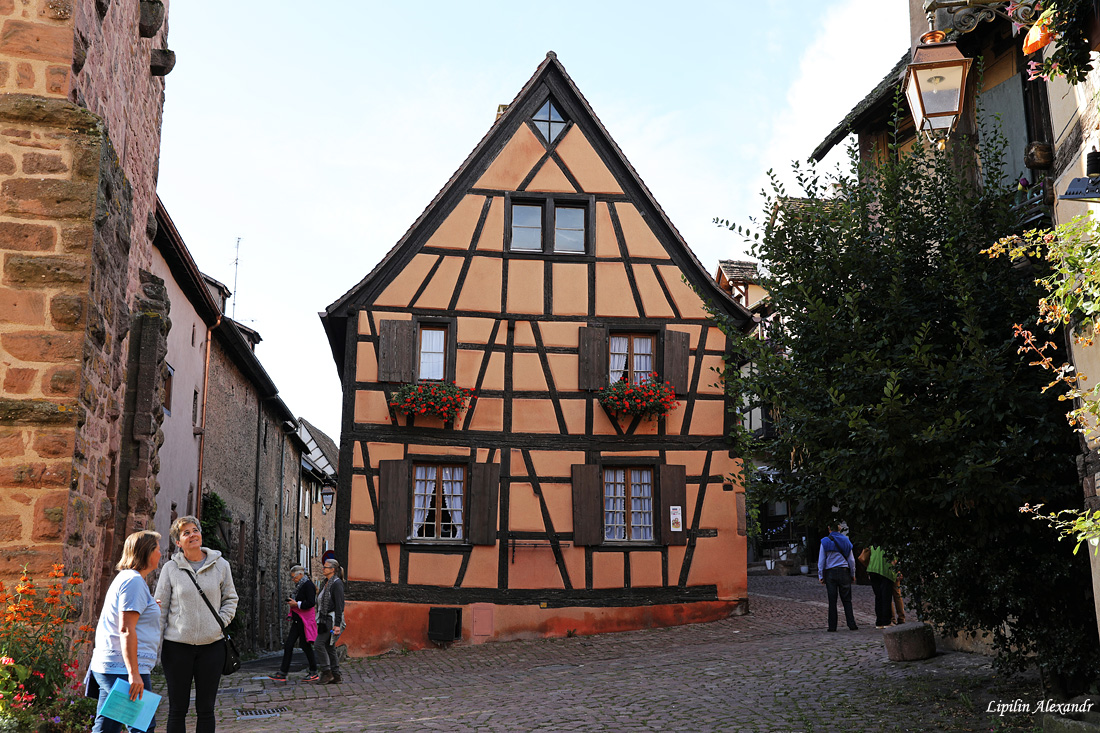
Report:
154,516,238,733
314,558,346,684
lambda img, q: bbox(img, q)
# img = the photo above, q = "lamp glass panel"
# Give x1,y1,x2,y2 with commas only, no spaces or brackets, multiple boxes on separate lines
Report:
918,64,964,116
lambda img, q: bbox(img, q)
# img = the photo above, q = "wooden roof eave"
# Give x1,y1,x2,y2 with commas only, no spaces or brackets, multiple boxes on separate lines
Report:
811,51,911,162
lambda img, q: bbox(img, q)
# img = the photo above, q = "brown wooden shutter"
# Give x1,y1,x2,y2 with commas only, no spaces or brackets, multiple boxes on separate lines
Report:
468,463,500,545
376,460,409,543
662,329,690,394
378,320,415,383
577,327,609,390
659,464,687,546
571,464,603,545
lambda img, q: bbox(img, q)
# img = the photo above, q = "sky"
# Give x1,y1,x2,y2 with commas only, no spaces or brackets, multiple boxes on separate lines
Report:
155,0,911,441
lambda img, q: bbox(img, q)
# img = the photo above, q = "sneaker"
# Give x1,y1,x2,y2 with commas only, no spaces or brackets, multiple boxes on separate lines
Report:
303,672,320,682
318,671,334,685
875,625,887,629
330,671,342,684
848,625,858,631
267,672,287,681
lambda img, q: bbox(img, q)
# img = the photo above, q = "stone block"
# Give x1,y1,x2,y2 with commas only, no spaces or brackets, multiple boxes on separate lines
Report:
0,0,13,15
4,253,85,286
0,461,69,488
0,397,78,425
22,152,66,174
0,20,75,64
0,286,45,324
44,65,66,96
15,62,31,89
42,365,77,396
0,515,21,541
1,178,95,220
0,153,14,175
2,367,35,393
31,429,70,458
0,546,60,575
40,0,74,21
31,489,64,540
0,430,24,458
1,331,81,361
58,222,90,252
49,292,83,330
0,221,56,251
883,622,936,661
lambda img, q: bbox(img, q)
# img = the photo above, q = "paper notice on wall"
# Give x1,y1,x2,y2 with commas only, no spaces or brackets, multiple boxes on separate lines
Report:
670,506,683,532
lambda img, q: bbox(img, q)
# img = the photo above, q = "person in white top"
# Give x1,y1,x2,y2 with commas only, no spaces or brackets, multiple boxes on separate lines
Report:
154,516,238,733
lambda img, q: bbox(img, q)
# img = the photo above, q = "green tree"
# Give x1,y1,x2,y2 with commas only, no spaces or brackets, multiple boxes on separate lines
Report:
715,133,1099,696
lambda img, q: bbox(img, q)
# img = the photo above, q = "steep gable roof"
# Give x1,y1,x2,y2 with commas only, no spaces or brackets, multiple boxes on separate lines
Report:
320,52,752,374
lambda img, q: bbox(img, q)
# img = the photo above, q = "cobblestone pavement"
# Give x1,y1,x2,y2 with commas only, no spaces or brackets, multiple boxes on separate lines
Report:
157,575,1044,732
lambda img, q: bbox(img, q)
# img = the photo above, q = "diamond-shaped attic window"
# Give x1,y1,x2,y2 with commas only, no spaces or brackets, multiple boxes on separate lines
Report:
533,101,567,143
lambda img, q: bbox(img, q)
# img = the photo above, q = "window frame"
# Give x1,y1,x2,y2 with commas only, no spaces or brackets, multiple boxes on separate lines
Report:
409,461,468,543
601,465,656,544
504,193,594,255
608,332,657,385
163,363,174,416
413,317,457,383
530,99,570,145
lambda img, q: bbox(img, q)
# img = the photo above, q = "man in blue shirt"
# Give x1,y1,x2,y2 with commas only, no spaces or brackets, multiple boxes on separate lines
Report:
817,525,858,631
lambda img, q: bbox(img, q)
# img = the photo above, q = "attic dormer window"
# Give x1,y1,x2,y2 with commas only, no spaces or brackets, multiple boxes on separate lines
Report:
533,100,567,143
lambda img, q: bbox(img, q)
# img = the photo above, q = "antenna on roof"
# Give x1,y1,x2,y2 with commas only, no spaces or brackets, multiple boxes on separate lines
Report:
232,237,241,321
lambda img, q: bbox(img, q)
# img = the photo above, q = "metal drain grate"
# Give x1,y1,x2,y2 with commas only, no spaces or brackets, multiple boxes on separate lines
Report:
236,706,288,720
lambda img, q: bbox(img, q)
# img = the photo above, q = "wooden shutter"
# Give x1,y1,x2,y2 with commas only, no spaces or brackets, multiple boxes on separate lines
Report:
376,460,409,543
378,320,415,383
662,329,690,394
659,464,688,546
571,464,603,545
577,326,609,390
468,463,500,545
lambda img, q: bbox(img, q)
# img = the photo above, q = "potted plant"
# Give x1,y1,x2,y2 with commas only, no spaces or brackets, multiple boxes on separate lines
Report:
596,374,679,420
389,382,473,423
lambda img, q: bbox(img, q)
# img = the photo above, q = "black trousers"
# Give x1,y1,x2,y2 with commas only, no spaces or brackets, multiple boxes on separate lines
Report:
280,613,317,674
870,572,896,626
824,566,857,631
162,638,224,733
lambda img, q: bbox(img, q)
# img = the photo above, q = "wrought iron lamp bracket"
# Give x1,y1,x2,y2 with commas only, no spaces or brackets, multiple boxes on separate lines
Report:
923,0,1041,34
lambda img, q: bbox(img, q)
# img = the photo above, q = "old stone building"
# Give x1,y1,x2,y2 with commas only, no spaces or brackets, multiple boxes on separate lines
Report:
0,0,175,625
0,0,335,656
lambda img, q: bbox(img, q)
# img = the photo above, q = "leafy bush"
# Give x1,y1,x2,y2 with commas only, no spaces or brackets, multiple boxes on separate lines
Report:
714,112,1099,696
389,382,473,422
596,375,679,420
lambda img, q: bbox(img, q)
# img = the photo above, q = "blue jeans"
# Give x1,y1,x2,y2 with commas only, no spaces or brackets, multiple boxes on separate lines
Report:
91,670,155,733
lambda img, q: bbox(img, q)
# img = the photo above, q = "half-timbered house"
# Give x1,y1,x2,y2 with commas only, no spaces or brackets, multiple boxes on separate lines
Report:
321,53,754,655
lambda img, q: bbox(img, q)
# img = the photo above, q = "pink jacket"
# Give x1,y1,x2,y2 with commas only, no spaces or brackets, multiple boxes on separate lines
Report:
290,605,317,643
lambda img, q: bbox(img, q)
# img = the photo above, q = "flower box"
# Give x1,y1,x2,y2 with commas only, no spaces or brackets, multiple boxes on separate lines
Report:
389,382,473,423
596,374,679,420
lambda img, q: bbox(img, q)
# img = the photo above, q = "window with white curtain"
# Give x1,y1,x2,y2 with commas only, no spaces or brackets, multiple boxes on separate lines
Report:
609,334,654,385
418,326,446,381
603,467,653,542
412,464,465,540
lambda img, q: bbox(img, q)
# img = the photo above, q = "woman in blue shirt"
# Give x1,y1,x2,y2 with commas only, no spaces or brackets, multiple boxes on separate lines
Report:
89,530,163,733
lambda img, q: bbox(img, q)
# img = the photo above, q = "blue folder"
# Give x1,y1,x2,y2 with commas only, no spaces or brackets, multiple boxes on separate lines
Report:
99,678,161,732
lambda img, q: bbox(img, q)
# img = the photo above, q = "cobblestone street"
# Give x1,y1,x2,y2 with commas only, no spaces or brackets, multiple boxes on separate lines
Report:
164,575,1043,732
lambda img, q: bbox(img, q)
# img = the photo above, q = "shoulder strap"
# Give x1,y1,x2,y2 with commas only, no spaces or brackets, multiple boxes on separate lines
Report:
183,567,226,634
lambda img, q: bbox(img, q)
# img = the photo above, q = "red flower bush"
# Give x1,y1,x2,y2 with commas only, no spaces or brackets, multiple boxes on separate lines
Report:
596,373,679,420
389,382,473,422
0,564,95,732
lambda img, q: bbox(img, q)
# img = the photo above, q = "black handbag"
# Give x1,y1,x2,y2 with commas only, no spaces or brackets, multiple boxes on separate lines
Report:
183,568,241,675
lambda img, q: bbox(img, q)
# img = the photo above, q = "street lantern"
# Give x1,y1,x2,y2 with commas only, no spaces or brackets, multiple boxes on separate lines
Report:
320,484,336,511
905,30,973,140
